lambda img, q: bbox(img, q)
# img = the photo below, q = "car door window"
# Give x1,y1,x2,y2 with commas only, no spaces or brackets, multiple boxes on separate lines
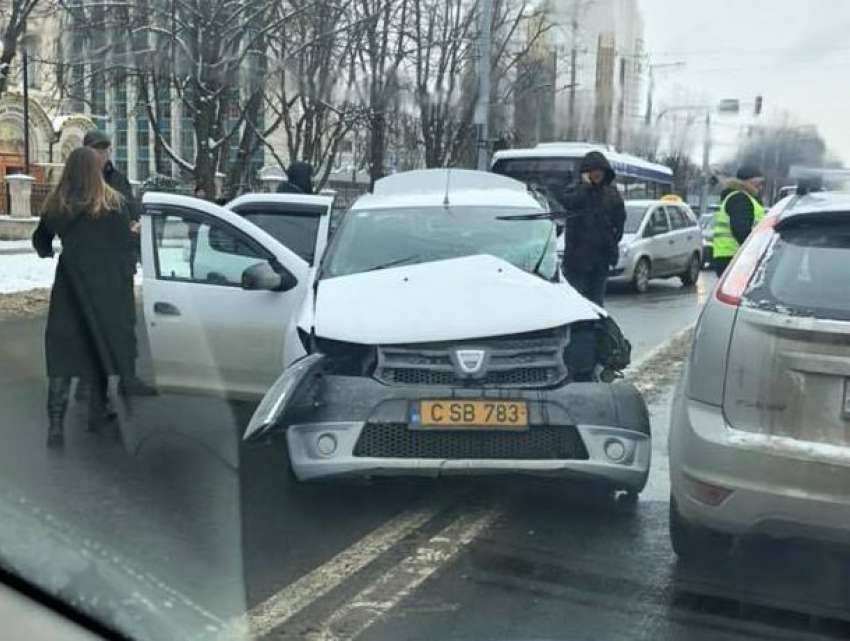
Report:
666,207,689,231
152,212,269,287
648,208,670,236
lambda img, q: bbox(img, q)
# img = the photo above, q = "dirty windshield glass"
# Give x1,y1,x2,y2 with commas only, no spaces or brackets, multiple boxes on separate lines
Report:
4,0,850,639
323,207,558,280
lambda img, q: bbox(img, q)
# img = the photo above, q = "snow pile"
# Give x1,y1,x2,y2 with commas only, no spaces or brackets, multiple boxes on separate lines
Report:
1,253,142,294
1,253,58,293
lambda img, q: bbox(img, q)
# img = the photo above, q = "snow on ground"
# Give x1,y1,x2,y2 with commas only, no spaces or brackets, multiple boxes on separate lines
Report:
1,253,58,293
0,240,38,251
1,253,142,294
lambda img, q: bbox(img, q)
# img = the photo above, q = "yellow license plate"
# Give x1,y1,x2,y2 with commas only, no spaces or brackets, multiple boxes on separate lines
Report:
417,400,529,428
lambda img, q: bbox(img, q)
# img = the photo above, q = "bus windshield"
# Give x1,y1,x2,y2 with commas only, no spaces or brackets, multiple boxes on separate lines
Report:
492,157,579,210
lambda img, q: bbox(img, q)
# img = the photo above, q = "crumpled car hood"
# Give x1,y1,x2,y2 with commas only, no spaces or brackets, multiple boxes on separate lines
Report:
311,255,603,345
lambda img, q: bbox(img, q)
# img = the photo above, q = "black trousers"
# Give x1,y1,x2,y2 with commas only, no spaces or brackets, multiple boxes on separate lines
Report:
713,256,732,278
564,263,609,307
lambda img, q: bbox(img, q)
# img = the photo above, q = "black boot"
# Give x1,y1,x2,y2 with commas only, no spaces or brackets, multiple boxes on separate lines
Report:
88,376,114,433
47,378,70,448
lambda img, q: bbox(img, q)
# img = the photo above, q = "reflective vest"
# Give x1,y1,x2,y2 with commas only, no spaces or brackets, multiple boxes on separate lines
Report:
713,191,766,259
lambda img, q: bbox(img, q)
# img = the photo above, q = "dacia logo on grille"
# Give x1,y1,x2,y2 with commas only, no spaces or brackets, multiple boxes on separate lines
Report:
455,349,487,376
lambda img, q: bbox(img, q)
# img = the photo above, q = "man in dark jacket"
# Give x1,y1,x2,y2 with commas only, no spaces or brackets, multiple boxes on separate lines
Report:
562,151,626,307
82,130,156,397
276,162,314,194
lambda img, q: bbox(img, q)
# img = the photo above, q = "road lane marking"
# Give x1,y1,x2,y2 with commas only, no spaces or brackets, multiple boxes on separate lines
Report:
304,506,501,641
242,499,451,638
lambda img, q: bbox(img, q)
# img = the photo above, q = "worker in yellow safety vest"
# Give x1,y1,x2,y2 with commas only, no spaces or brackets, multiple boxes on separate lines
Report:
712,165,766,276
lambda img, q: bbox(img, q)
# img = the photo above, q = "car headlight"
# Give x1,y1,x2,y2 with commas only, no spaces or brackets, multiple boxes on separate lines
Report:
314,337,377,377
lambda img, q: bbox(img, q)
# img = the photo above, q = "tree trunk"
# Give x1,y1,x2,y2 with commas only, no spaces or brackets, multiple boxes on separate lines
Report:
369,112,387,190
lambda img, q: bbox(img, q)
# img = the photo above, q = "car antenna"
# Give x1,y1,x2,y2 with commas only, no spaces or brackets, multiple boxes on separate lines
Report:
443,169,452,208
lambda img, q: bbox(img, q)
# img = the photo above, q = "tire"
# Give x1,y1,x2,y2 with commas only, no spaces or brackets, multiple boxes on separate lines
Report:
702,247,713,269
680,253,701,287
632,258,651,294
669,496,733,562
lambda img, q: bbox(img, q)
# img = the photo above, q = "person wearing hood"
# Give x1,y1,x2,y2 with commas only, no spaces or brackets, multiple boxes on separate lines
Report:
276,162,314,194
561,151,626,307
712,165,766,276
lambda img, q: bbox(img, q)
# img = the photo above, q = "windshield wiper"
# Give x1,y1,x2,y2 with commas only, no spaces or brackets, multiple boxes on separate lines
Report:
495,213,557,221
362,255,422,273
530,230,555,279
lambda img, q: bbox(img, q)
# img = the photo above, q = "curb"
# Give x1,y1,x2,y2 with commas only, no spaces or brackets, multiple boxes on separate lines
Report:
624,323,696,379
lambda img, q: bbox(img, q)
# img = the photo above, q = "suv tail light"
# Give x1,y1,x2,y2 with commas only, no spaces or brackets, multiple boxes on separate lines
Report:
715,216,778,306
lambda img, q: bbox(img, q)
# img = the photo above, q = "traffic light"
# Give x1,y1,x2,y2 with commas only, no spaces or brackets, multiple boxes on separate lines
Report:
755,96,763,116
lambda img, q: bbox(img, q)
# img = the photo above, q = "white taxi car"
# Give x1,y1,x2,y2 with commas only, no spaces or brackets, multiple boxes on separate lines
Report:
612,196,703,293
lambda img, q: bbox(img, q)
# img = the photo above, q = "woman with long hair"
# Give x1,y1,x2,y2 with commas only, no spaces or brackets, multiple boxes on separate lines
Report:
32,146,137,448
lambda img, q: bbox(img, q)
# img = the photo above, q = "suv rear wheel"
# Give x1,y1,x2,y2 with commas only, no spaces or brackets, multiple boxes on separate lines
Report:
669,496,733,562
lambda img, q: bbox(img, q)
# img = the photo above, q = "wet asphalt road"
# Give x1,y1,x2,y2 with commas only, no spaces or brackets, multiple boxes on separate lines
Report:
6,271,850,639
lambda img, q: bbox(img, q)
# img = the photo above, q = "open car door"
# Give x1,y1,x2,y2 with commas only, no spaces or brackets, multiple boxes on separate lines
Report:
140,194,314,399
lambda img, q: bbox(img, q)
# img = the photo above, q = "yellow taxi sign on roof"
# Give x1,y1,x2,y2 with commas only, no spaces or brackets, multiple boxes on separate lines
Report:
660,194,682,203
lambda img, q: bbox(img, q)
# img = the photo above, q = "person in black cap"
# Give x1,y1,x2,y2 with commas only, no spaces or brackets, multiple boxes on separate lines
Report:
79,130,157,397
83,130,139,221
276,161,314,195
712,164,766,276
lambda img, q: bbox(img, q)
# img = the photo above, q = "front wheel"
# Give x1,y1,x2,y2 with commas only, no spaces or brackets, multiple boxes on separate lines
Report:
680,254,701,287
632,258,651,294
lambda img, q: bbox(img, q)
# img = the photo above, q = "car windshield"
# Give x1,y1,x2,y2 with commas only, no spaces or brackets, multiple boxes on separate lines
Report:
322,206,558,280
624,204,649,233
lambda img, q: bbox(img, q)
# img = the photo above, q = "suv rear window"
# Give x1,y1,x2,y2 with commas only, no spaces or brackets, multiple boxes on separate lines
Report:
237,210,322,265
745,223,850,321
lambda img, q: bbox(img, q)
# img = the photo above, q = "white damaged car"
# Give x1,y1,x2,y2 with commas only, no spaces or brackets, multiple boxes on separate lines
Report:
140,170,650,494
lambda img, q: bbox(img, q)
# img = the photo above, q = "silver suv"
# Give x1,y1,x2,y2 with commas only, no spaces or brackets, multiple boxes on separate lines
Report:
669,192,850,559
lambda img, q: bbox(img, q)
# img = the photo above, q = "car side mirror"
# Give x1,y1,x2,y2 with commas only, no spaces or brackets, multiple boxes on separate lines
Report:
643,225,656,238
242,261,297,292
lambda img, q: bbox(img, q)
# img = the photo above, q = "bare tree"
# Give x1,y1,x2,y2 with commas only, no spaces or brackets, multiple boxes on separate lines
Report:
58,0,291,196
0,0,51,94
267,0,366,191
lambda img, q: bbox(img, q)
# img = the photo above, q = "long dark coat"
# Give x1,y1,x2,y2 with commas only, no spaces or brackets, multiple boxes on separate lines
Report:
32,205,137,379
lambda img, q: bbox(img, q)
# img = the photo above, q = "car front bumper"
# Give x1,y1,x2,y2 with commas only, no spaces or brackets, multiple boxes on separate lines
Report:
670,393,850,544
285,376,651,491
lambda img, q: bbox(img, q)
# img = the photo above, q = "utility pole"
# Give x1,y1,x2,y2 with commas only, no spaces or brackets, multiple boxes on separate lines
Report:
568,11,578,140
475,0,493,170
700,111,711,217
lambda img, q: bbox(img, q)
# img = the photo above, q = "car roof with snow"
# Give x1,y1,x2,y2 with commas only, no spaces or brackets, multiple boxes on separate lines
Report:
779,191,850,218
350,169,543,212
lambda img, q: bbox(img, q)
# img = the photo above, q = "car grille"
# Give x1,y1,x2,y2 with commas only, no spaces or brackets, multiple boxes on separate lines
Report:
353,423,588,460
375,329,569,389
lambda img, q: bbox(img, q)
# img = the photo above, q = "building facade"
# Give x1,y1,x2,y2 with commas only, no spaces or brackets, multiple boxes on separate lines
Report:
547,0,645,149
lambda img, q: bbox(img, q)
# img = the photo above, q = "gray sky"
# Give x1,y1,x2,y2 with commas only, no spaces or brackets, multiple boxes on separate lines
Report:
639,0,850,164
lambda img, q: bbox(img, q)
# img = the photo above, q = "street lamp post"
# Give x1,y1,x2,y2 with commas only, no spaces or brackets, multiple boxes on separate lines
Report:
22,24,31,175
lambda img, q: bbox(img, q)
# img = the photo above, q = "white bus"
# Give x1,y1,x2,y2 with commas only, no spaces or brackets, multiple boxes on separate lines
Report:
491,143,675,209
